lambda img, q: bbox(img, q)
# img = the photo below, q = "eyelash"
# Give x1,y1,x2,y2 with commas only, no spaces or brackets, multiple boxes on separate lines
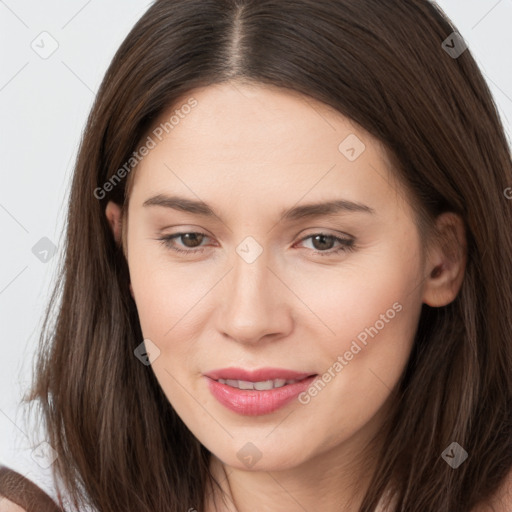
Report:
157,231,355,257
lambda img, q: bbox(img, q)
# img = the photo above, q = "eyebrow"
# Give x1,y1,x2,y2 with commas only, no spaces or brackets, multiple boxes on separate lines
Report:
142,194,376,221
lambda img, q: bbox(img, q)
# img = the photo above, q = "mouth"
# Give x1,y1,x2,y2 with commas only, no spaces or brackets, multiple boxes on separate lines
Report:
203,367,318,416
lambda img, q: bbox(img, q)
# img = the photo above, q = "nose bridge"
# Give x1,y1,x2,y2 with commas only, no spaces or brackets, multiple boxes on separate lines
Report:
217,241,291,343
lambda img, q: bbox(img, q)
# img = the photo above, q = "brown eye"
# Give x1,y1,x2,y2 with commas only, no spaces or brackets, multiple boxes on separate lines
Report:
158,232,210,254
297,233,355,256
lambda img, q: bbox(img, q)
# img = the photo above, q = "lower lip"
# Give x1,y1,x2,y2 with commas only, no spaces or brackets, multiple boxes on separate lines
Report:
205,375,318,416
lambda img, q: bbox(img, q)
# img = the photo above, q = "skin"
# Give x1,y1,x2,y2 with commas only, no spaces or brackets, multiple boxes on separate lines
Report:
105,81,467,511
0,499,25,512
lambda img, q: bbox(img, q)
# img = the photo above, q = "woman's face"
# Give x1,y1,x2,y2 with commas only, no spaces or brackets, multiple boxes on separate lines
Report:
122,82,430,472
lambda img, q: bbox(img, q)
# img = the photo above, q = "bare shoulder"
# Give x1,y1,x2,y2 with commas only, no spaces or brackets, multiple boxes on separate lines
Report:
471,468,512,512
0,497,27,512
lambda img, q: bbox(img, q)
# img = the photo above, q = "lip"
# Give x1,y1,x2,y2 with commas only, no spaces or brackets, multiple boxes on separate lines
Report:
204,367,318,416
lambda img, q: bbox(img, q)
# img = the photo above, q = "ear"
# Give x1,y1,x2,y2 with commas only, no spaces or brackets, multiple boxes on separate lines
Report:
105,201,135,299
106,201,123,246
422,212,467,307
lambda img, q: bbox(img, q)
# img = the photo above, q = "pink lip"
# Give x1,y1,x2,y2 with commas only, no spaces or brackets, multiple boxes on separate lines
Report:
204,367,317,416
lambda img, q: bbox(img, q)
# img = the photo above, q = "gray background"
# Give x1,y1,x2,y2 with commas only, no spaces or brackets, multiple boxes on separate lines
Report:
1,0,511,459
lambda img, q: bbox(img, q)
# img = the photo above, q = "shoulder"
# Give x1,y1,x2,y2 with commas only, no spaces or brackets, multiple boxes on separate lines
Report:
0,466,62,512
0,403,66,508
0,497,27,512
471,468,512,512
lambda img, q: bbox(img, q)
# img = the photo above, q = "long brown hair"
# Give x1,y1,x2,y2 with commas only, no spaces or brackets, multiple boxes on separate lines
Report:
29,0,512,510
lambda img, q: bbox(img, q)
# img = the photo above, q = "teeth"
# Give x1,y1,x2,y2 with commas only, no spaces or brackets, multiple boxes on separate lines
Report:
217,378,294,390
254,380,275,390
238,380,254,390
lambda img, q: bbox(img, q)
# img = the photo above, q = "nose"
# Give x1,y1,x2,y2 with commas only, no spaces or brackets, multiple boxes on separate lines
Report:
216,250,293,346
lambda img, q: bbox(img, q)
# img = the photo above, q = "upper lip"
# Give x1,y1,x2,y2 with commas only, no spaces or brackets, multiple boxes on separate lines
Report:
204,367,317,382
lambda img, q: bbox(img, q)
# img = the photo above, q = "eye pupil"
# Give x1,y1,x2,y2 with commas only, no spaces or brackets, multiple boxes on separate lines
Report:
312,234,334,251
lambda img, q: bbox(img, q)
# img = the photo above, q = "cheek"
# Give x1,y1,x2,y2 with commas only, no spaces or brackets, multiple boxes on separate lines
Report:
127,231,210,340
128,252,209,407
298,244,423,421
290,236,422,347
303,238,421,369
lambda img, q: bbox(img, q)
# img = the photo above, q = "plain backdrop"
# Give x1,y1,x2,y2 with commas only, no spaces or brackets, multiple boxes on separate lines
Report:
1,0,511,461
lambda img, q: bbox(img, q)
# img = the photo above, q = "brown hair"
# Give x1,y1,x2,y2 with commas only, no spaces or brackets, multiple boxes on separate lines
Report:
29,0,512,511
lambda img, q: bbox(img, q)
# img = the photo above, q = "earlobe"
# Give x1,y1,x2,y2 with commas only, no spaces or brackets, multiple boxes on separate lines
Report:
422,212,467,307
105,201,123,246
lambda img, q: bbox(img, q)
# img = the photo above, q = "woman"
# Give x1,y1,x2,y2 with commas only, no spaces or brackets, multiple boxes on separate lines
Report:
1,0,511,510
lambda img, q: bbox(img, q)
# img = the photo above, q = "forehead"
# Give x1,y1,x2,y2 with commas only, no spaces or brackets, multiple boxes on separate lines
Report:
127,82,406,216
142,81,373,163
